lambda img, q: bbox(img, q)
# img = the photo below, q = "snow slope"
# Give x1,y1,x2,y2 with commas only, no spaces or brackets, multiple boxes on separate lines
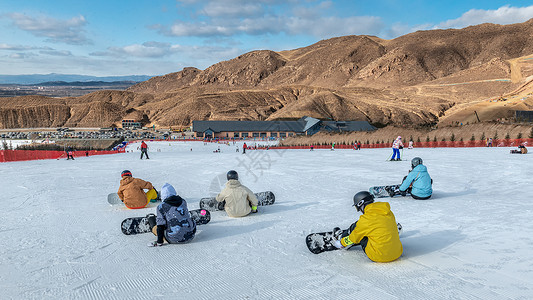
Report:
1,141,532,299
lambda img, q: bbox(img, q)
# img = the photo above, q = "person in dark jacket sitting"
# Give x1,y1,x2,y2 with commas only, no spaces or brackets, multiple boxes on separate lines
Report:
147,183,196,247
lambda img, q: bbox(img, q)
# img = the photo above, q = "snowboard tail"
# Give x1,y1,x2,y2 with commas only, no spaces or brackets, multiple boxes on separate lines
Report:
121,209,210,235
369,184,406,198
199,191,275,212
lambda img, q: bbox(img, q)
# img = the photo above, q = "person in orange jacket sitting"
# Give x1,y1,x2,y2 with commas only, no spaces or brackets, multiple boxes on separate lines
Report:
117,170,156,209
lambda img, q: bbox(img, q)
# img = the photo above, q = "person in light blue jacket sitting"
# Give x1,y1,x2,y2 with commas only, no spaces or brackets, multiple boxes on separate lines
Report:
398,157,433,200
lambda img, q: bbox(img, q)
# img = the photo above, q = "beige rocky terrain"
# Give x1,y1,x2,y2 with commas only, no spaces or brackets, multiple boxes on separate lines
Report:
1,19,533,137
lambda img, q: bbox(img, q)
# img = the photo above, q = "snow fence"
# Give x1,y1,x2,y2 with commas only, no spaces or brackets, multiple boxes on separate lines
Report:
0,149,125,163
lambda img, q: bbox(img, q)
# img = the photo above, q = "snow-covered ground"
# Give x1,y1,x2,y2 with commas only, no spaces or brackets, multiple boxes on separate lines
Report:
1,141,532,299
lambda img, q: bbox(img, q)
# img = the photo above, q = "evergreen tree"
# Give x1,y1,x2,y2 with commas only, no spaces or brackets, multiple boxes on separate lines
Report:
505,133,510,140
480,132,485,141
517,132,522,139
471,134,475,141
433,136,437,142
450,133,455,142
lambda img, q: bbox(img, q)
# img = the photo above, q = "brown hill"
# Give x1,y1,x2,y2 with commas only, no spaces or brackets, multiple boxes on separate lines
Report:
2,19,533,129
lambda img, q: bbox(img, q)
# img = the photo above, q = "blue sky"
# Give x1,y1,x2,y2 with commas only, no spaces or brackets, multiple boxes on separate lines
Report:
1,0,532,77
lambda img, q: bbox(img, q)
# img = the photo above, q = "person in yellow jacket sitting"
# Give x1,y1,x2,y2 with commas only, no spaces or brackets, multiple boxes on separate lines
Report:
117,170,157,209
331,191,403,262
216,170,258,217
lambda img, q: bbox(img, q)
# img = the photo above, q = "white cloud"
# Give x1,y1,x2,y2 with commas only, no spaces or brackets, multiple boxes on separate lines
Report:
9,52,37,59
39,50,73,56
201,2,263,18
7,13,90,45
436,5,533,29
0,43,53,51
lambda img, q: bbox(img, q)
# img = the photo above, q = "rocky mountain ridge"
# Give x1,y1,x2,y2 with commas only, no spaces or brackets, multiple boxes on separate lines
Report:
1,19,533,129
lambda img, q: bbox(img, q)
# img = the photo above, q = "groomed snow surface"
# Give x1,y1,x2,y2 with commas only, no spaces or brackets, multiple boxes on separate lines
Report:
1,141,532,300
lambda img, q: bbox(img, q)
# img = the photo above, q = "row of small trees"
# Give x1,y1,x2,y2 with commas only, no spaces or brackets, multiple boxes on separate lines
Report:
290,128,533,146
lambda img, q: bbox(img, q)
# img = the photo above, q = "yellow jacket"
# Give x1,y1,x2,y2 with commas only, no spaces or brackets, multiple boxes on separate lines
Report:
341,202,403,262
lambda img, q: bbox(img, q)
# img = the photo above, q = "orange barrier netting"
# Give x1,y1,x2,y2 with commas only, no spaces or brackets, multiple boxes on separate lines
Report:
0,149,125,163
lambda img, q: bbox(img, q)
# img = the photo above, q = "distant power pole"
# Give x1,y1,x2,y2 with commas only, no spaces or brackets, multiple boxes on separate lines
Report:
474,111,481,123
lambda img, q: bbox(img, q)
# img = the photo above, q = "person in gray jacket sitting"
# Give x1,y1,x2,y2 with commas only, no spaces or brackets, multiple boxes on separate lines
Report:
216,170,258,217
147,183,196,247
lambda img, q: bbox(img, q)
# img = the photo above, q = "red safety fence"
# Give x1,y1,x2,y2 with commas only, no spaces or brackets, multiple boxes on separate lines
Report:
270,139,533,150
0,149,125,163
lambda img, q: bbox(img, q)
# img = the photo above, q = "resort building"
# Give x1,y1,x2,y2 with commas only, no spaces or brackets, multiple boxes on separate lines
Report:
192,117,375,139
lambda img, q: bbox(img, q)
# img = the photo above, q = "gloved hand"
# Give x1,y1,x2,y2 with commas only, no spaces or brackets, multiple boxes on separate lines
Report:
148,241,164,247
251,206,258,213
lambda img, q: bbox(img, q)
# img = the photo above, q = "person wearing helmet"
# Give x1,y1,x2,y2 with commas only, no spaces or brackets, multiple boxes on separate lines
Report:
117,170,156,209
391,136,404,161
331,191,403,263
216,170,259,217
398,157,432,200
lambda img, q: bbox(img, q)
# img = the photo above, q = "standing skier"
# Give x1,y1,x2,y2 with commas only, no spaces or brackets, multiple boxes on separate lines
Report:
147,183,196,247
331,191,403,262
66,146,75,160
117,170,156,209
391,136,403,161
140,141,149,159
216,170,258,217
397,157,433,200
242,142,247,154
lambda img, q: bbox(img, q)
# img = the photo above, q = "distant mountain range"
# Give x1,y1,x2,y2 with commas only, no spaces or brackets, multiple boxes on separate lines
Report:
0,74,153,85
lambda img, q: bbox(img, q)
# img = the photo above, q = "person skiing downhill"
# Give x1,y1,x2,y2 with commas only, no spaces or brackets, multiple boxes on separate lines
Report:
117,170,156,209
395,157,433,200
147,183,196,247
216,170,258,217
331,191,403,262
391,136,403,161
140,141,149,159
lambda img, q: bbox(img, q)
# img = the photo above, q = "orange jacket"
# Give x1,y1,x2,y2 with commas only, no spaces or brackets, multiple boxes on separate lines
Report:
117,177,153,209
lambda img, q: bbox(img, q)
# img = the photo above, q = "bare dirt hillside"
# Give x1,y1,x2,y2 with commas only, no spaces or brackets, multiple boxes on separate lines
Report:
1,19,533,130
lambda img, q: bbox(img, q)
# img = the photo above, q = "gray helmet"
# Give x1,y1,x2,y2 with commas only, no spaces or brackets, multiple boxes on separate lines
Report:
227,170,238,180
411,157,423,169
353,191,374,212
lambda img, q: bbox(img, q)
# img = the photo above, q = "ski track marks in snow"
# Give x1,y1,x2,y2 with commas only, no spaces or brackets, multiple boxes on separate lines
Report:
1,142,533,299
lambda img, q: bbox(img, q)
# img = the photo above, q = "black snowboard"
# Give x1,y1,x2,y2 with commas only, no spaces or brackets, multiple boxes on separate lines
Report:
369,184,409,198
306,223,403,254
306,231,340,254
121,209,211,235
199,191,275,212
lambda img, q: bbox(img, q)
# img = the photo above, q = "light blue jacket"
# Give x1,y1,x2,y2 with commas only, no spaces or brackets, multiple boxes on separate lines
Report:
399,164,432,198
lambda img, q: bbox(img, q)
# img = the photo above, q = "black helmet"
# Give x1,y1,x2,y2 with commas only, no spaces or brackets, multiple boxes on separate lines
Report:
353,191,374,212
227,170,238,180
411,157,423,169
121,170,132,177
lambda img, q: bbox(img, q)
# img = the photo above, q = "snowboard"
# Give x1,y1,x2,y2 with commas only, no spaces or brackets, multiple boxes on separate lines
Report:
108,189,161,205
199,191,275,212
306,223,403,254
121,209,211,235
368,184,408,198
